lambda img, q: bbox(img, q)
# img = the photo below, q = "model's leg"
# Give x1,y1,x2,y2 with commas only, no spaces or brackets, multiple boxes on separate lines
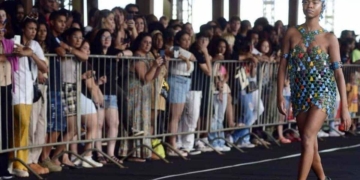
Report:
296,107,327,180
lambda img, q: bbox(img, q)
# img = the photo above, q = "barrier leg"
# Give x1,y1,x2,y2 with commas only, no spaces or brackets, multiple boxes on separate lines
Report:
9,158,43,180
235,132,270,149
197,138,223,155
161,142,188,160
94,149,126,168
51,150,95,167
262,130,280,147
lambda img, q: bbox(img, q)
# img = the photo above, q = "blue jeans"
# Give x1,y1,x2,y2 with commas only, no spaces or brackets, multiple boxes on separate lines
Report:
208,93,227,147
232,90,253,144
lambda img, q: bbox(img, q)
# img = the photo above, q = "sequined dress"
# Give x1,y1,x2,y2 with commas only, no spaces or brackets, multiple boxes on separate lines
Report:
287,25,337,117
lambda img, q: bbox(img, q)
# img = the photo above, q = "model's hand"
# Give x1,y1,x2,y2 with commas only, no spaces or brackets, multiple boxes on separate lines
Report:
277,96,286,115
341,108,351,131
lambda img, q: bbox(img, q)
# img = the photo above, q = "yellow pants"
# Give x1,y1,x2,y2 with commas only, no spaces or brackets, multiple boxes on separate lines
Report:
10,104,32,170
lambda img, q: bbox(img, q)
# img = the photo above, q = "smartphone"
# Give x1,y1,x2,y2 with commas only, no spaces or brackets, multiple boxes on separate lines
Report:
160,50,165,58
173,46,180,58
126,14,133,20
13,35,21,47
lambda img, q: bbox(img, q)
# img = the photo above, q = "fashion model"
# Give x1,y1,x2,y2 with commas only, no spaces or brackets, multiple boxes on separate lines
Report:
277,0,352,180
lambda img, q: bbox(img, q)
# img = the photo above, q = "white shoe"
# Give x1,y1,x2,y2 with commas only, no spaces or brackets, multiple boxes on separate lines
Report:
73,159,81,166
82,156,103,168
196,145,214,152
214,146,222,151
226,135,234,146
317,130,329,137
220,146,231,152
12,169,29,177
329,131,344,137
237,143,255,148
181,149,201,155
167,150,188,157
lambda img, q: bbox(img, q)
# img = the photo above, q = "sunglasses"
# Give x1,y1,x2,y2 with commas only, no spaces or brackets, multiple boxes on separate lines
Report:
23,15,38,21
128,11,139,15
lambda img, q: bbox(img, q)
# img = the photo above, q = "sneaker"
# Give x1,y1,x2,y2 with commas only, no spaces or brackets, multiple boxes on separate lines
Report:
196,146,214,152
40,158,62,172
317,130,329,137
180,148,201,155
167,150,188,157
82,156,103,168
226,135,234,146
329,131,344,137
12,169,29,177
237,142,255,148
1,171,13,179
73,159,82,166
214,146,222,152
220,146,231,152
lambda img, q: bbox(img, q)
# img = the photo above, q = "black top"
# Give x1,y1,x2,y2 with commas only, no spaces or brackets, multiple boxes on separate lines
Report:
90,47,122,95
48,33,62,92
190,45,210,92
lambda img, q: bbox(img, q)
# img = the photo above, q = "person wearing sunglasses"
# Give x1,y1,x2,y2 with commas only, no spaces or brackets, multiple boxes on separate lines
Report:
125,3,139,15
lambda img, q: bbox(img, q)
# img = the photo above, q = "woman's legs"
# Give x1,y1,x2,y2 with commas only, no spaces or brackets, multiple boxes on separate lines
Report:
168,103,186,148
296,106,326,180
277,116,291,143
82,114,98,156
105,108,119,157
225,94,235,127
95,109,105,157
52,115,77,166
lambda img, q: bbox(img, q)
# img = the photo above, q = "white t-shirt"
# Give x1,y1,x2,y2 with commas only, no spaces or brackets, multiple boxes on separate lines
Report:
169,46,194,76
61,58,77,83
13,40,46,105
283,86,291,96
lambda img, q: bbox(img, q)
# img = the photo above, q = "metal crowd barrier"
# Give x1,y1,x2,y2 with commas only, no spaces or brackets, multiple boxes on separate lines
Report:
0,54,358,179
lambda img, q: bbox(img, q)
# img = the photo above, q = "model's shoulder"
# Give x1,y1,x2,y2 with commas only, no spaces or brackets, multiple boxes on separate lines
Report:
286,26,299,34
322,32,338,45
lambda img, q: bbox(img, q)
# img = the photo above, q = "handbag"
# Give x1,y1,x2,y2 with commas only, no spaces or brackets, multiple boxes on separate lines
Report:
235,66,249,90
246,81,258,94
27,57,43,103
160,79,169,99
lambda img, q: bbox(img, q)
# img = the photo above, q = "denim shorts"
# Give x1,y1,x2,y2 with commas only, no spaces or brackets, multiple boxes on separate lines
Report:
47,91,67,133
104,95,118,109
284,96,291,110
168,75,191,103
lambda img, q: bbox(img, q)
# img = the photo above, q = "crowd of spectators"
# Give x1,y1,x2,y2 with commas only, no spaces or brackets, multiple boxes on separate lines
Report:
0,0,359,178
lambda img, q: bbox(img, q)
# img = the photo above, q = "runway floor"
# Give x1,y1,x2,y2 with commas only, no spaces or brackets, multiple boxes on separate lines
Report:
14,136,360,180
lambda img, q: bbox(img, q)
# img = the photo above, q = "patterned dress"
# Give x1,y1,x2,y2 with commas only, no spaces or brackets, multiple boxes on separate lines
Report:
287,25,337,117
119,54,152,159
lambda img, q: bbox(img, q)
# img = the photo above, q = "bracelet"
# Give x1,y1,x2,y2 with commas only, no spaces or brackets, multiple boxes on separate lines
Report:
282,53,289,59
329,61,342,70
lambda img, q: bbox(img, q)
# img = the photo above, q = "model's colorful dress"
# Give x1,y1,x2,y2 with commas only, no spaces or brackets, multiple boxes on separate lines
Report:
286,25,337,117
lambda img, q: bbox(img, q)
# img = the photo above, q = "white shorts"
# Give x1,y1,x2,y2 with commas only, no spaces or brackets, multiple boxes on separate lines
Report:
80,94,97,115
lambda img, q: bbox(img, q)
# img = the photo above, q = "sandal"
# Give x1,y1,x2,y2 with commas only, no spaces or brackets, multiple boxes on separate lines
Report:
97,156,107,165
109,156,123,164
259,139,271,146
128,157,146,163
279,137,291,144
